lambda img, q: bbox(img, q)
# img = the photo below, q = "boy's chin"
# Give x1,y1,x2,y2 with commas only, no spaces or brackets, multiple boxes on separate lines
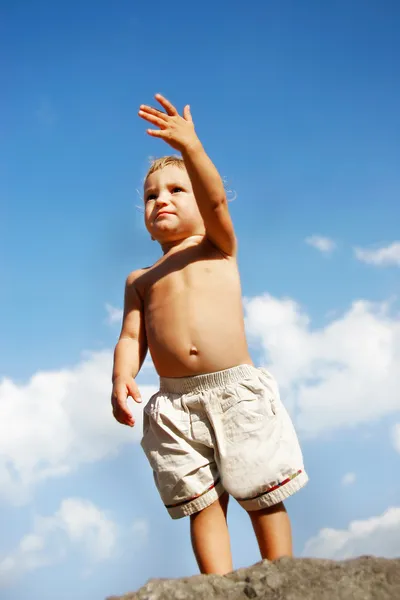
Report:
149,221,205,243
150,230,180,243
151,230,202,244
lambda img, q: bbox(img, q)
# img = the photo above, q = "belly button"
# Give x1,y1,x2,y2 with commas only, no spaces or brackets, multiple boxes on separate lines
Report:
190,346,198,356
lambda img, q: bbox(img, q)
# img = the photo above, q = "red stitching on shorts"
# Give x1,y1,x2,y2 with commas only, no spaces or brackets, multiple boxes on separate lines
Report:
237,469,303,502
165,477,221,509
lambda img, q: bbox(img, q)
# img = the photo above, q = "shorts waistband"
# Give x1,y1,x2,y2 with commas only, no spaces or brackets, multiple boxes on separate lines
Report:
159,364,257,394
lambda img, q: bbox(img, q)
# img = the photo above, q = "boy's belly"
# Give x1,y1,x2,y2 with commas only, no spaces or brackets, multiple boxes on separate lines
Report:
145,292,253,377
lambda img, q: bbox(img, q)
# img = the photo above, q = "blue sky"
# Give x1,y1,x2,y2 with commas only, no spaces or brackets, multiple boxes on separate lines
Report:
1,0,400,598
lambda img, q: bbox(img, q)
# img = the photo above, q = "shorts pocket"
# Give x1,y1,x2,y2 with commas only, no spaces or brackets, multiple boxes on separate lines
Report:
220,380,275,442
240,379,277,417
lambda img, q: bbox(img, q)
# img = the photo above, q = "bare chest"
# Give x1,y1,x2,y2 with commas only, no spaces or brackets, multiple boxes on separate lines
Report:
137,249,241,310
153,259,237,302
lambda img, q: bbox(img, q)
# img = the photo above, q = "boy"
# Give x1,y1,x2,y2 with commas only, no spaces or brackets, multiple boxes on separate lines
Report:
111,94,308,575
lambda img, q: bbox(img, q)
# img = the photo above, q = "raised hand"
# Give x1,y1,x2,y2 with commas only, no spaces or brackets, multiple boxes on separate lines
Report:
138,94,199,152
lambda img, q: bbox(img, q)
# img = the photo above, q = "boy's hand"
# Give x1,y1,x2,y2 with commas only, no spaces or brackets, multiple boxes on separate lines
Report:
111,376,142,428
138,94,200,152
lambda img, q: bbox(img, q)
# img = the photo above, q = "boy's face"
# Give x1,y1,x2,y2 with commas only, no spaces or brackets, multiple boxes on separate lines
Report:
143,165,205,243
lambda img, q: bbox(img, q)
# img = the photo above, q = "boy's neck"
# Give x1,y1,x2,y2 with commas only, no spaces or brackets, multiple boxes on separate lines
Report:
161,234,205,255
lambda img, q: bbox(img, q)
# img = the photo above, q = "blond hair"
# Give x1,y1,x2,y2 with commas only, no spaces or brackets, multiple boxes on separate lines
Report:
144,155,186,184
142,155,237,202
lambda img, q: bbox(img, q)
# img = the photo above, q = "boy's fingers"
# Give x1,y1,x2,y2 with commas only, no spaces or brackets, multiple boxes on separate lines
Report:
138,111,166,129
183,105,192,122
155,93,178,116
112,400,134,427
127,381,142,403
139,105,168,121
111,384,135,426
146,129,167,138
116,413,135,427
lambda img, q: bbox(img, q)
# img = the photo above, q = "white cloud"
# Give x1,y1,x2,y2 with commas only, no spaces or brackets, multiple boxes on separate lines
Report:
132,519,149,542
19,534,45,553
54,498,117,562
305,235,336,254
244,294,400,438
0,498,117,587
341,472,356,486
0,351,158,505
354,242,400,267
392,424,400,453
105,303,123,325
302,507,400,559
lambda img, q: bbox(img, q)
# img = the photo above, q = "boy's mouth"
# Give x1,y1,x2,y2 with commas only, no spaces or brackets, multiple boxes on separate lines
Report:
156,211,174,219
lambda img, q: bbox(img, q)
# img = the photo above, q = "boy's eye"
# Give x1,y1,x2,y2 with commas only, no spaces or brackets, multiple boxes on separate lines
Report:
146,194,156,202
172,187,183,193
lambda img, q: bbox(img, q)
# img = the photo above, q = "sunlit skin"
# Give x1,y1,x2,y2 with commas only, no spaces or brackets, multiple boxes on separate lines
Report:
111,94,293,573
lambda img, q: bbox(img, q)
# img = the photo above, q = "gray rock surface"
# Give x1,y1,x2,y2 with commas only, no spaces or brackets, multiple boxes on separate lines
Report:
107,555,400,599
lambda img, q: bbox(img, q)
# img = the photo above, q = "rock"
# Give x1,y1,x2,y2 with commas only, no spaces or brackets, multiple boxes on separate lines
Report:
107,555,400,599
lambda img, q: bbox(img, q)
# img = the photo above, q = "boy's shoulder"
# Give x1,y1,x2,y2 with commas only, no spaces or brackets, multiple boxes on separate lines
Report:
124,267,152,306
126,250,170,286
125,266,151,287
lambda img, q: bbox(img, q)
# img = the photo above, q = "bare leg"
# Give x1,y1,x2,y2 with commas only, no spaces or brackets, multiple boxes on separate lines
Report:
248,501,293,560
190,492,233,574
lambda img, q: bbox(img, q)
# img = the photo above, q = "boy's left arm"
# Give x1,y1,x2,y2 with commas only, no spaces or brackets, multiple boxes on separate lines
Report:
138,94,237,256
181,140,237,256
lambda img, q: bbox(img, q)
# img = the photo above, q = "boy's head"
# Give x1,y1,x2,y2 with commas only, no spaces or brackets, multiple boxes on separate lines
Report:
143,156,205,245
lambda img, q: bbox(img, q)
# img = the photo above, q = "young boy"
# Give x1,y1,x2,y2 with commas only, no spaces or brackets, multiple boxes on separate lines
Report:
111,93,308,575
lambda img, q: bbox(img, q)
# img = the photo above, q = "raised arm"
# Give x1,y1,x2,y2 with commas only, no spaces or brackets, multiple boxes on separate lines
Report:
138,94,237,256
181,140,237,256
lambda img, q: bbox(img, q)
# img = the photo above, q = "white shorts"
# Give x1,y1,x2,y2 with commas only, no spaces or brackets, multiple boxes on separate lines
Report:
141,364,308,519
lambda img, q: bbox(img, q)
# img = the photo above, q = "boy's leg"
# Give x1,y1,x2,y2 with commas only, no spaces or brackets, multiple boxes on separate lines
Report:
190,492,233,575
247,501,293,560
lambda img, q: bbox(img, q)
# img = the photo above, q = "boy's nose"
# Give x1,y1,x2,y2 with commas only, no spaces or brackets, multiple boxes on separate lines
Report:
155,194,171,206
